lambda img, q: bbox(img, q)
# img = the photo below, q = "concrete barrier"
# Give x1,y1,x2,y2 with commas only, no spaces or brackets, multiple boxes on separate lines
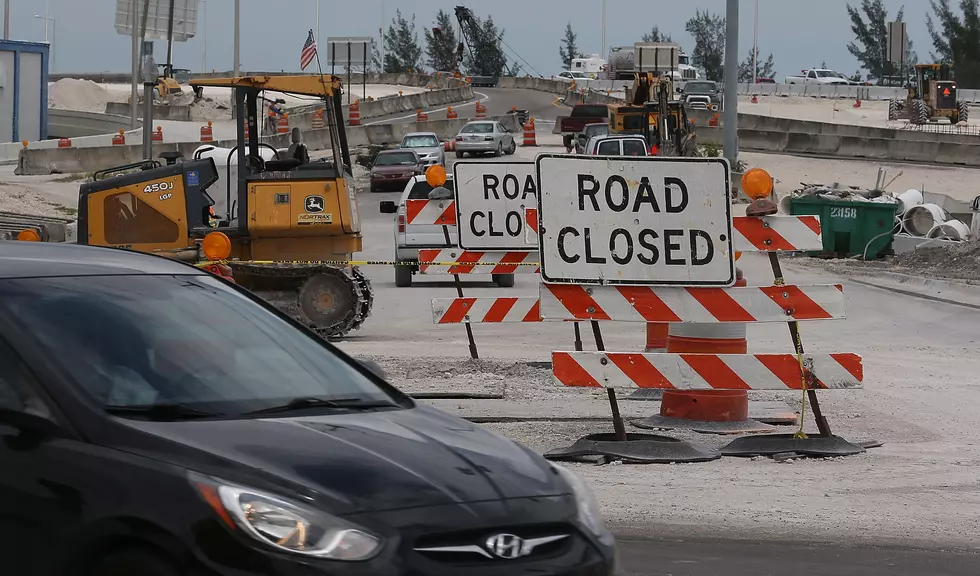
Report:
15,114,520,175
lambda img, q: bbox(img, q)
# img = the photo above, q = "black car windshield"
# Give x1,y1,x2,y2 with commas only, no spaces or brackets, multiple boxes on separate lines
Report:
461,123,493,134
402,135,440,147
375,152,417,166
0,275,399,417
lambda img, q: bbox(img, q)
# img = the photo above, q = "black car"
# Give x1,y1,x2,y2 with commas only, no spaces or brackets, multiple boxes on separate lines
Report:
0,242,617,576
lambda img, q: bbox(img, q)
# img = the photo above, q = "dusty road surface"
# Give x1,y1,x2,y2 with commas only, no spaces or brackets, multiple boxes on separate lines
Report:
7,86,980,571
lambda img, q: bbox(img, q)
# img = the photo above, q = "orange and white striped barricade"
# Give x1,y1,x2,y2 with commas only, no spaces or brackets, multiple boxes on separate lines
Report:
112,130,126,145
404,199,457,226
417,249,539,275
431,297,541,324
200,122,213,142
416,109,429,122
346,103,359,126
277,115,290,134
531,154,865,463
58,138,71,148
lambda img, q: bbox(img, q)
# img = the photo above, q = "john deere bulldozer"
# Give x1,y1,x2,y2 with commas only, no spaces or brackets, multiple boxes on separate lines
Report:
888,63,969,125
70,74,374,338
609,72,698,156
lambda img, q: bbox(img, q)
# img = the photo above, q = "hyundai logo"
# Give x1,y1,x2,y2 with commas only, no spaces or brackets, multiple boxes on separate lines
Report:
485,533,527,559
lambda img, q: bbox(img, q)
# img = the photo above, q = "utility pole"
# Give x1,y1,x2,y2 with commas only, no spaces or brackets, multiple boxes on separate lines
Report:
130,0,140,129
752,0,759,84
316,0,320,51
601,0,607,60
201,0,207,72
3,0,9,40
233,0,240,76
723,0,739,166
380,0,385,73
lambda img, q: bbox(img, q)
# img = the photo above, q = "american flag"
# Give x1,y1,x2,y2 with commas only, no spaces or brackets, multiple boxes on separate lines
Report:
300,29,317,71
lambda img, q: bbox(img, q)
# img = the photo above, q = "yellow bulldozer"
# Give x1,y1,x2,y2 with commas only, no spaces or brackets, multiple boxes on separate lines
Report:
68,74,373,338
888,63,969,125
608,72,698,156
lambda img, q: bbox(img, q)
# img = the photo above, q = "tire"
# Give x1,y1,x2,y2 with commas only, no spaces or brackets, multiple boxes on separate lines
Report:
911,99,929,125
455,150,464,158
90,549,179,576
494,142,503,157
507,139,517,155
394,263,412,287
958,101,969,124
492,273,515,288
887,99,899,121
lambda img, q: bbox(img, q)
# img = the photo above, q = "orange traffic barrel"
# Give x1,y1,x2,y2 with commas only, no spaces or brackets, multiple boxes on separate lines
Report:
200,122,214,142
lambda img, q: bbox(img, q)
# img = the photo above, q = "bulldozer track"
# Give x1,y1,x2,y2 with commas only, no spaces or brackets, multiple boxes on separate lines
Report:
228,262,372,339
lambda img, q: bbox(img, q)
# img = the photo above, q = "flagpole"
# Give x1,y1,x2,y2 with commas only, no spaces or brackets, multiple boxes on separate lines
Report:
307,28,348,174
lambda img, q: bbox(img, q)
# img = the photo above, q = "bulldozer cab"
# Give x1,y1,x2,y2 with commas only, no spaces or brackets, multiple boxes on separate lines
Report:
913,63,955,109
611,72,692,155
186,75,360,262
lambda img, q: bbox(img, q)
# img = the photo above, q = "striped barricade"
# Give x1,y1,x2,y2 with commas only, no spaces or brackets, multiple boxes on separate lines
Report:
538,284,847,323
430,283,846,324
406,199,457,225
417,249,540,275
551,351,864,390
523,207,824,253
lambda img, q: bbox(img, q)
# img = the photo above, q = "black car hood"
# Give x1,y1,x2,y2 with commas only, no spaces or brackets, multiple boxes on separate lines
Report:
119,404,568,514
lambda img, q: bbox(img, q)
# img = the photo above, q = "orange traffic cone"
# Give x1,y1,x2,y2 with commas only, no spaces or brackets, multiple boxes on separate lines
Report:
632,268,777,434
348,102,360,125
522,119,537,146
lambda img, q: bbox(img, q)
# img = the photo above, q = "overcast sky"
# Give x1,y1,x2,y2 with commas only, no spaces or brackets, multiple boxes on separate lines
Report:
13,0,936,78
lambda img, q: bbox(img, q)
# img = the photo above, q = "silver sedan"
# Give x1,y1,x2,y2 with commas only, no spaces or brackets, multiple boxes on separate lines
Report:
453,121,517,158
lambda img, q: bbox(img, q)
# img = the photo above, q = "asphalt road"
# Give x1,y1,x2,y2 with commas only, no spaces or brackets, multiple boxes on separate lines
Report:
354,88,980,573
615,537,979,576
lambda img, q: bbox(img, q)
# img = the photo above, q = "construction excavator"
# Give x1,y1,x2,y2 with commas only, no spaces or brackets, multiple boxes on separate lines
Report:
66,74,374,338
608,72,698,156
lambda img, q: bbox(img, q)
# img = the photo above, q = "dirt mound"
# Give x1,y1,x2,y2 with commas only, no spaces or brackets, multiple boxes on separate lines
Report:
892,241,980,281
47,78,114,112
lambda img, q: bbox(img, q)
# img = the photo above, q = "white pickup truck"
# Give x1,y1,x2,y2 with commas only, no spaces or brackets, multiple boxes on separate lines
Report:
784,69,852,85
378,175,516,288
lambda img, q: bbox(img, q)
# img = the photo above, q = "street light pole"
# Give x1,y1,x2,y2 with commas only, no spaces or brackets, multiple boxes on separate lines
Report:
233,0,240,76
34,13,56,72
601,0,607,61
3,0,9,40
201,0,207,72
380,0,385,73
723,0,739,166
752,0,759,84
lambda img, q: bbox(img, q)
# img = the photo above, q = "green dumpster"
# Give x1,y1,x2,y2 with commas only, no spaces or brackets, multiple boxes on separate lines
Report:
788,196,901,259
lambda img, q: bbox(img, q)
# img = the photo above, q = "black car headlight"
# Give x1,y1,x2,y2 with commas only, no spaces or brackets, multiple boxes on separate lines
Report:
190,472,382,560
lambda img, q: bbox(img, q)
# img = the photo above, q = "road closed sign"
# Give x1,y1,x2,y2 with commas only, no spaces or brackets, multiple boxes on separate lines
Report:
535,155,735,286
453,161,537,251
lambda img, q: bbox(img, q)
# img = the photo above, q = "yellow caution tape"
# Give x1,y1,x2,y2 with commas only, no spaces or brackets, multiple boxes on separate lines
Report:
196,260,541,267
794,328,809,440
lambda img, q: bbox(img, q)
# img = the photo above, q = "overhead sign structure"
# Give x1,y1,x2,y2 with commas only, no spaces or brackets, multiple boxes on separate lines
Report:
886,21,908,64
535,155,735,286
453,161,538,251
326,37,374,66
115,0,199,41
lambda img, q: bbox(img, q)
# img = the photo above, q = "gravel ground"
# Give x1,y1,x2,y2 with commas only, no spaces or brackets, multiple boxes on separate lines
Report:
787,241,980,284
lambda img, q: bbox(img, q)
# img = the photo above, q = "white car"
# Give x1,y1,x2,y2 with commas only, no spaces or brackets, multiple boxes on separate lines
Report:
556,70,593,82
584,134,650,156
378,176,517,288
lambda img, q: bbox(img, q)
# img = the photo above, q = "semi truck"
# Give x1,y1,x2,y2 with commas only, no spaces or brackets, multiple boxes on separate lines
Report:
606,43,700,81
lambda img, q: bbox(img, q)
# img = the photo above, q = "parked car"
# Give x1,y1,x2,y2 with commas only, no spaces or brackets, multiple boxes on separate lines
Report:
784,68,851,85
679,80,721,109
558,104,610,150
0,241,616,575
453,120,517,158
575,123,611,154
399,131,445,167
585,134,650,157
369,149,422,192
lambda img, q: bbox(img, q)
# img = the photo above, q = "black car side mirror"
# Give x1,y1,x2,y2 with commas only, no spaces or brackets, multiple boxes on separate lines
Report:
0,409,62,438
379,201,397,214
428,187,453,201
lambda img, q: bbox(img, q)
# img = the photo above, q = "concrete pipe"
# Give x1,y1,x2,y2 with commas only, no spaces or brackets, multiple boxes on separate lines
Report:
927,219,971,241
903,203,948,237
897,189,923,215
